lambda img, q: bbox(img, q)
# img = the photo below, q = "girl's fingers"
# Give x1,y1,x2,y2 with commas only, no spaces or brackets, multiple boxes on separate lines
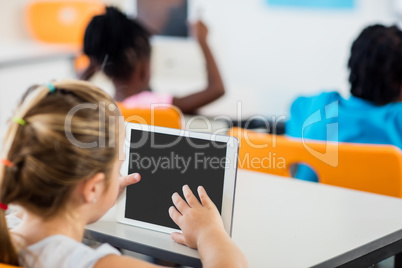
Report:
168,206,182,226
172,192,189,214
119,173,141,188
117,173,142,197
170,232,186,246
182,185,200,208
198,186,213,208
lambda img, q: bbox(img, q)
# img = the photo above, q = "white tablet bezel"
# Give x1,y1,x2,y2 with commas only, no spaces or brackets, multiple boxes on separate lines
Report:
116,123,238,235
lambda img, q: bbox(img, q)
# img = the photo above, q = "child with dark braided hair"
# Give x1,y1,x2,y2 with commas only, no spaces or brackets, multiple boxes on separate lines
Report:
81,6,225,114
286,24,402,182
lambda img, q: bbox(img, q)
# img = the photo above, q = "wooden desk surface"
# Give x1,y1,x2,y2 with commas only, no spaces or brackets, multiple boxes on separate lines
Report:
86,169,402,267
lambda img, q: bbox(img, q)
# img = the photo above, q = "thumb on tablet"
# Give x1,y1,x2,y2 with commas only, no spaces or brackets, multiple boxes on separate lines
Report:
118,173,141,197
170,232,188,247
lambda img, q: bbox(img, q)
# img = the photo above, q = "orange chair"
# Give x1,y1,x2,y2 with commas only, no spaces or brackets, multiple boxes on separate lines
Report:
0,263,21,268
25,0,104,71
117,103,183,129
26,0,104,45
229,127,402,198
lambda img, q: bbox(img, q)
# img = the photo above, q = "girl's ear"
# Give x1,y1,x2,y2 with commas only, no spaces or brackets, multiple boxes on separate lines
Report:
81,173,106,204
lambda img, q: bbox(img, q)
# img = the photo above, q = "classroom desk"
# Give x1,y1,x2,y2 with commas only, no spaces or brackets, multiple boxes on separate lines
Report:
0,40,76,67
85,169,402,268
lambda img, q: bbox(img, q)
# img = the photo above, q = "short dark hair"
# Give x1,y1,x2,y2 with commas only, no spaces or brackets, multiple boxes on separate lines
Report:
83,6,151,81
348,24,402,105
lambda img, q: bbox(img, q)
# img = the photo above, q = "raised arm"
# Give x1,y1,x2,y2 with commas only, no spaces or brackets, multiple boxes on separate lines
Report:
172,21,225,114
169,185,248,268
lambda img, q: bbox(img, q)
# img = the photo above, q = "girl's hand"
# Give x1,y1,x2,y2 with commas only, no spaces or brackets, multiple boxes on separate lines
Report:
168,185,225,249
190,21,209,45
118,173,141,198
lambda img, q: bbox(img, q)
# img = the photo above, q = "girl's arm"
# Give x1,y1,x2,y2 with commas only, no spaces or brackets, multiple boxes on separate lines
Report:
94,185,247,268
172,21,225,114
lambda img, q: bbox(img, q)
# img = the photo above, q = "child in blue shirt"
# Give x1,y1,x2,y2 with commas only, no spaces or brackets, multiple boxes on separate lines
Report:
286,25,402,182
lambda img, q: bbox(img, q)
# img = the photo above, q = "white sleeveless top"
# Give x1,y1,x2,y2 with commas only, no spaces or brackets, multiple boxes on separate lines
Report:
6,215,120,268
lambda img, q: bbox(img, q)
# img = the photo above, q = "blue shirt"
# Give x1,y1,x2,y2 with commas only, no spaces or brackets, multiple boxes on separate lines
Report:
285,91,402,182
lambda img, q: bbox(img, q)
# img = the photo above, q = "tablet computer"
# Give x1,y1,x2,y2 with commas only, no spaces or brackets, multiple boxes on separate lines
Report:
130,0,190,38
116,123,239,235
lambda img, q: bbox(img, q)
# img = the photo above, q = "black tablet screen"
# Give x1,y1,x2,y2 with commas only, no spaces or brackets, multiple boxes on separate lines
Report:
137,0,188,37
125,129,227,229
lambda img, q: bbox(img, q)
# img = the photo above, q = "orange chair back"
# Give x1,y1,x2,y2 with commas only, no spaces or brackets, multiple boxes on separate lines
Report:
0,263,21,268
117,103,182,129
229,127,402,197
26,0,105,45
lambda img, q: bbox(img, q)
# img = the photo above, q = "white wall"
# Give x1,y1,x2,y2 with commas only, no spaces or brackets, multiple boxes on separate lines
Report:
1,0,401,119
148,0,401,118
0,0,124,40
213,0,399,117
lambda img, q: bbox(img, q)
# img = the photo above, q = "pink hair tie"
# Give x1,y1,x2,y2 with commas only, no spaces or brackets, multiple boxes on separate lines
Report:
0,202,8,211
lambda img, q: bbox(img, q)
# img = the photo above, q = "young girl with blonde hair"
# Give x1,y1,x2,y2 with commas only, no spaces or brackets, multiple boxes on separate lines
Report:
0,80,247,267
